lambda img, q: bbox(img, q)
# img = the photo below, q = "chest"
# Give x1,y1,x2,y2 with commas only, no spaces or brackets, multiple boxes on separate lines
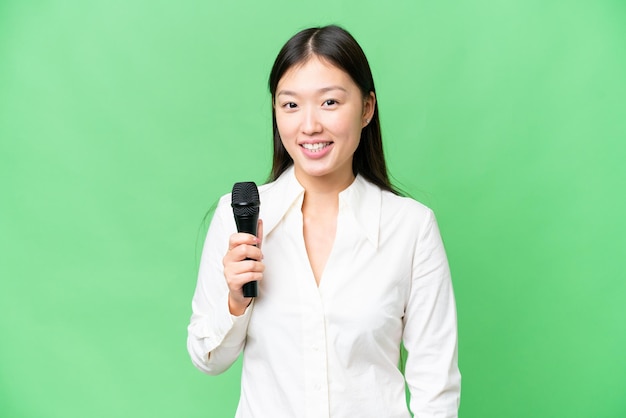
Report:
252,208,413,336
302,208,337,286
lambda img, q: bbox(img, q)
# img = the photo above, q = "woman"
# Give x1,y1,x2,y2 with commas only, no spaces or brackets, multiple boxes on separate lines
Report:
188,25,461,417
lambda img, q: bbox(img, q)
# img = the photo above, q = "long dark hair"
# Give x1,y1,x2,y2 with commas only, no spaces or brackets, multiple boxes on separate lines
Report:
268,25,398,195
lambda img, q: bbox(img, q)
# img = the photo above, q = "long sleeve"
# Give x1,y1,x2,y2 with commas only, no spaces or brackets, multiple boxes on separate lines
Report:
186,171,461,417
403,209,461,417
187,197,253,375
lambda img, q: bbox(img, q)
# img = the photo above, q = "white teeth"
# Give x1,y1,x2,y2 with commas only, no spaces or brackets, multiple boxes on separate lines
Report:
301,142,331,151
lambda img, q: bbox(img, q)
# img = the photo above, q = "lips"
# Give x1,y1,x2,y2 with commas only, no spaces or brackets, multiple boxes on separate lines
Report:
298,141,334,159
300,142,332,152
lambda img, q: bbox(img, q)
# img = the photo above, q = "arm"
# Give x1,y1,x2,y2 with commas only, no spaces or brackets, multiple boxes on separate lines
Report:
403,209,461,417
186,198,257,375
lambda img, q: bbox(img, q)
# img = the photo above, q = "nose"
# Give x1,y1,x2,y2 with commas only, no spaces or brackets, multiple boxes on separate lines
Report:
301,107,322,135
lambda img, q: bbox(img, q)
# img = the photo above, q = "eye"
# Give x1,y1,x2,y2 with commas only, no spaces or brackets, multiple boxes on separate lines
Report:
323,99,338,106
282,102,298,110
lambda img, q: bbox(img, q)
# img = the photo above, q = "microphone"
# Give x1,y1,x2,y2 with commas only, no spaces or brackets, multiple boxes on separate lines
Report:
231,182,260,298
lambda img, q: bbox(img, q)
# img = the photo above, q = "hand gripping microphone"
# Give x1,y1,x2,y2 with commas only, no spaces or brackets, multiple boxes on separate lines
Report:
231,182,260,298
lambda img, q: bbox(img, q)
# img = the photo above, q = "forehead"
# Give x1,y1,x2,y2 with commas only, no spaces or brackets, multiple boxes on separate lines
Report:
277,56,356,92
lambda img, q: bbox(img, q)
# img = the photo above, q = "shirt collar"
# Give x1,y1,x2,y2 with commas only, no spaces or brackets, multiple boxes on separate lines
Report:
338,174,381,248
259,166,382,248
259,166,305,239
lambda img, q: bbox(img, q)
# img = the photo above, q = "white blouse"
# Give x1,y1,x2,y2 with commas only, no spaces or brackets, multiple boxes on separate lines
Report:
187,167,461,418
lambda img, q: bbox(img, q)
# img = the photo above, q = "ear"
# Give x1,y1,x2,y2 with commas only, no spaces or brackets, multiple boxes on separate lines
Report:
362,91,376,128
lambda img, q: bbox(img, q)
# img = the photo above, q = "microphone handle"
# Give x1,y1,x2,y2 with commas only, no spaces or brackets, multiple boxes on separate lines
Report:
234,214,259,298
242,278,258,298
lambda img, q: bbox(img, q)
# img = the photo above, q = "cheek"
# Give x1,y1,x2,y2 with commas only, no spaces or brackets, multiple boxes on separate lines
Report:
327,113,363,140
275,115,296,140
276,119,298,156
325,106,362,130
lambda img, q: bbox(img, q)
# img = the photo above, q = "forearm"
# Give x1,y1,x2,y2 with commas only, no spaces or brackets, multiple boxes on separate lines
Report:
187,299,253,375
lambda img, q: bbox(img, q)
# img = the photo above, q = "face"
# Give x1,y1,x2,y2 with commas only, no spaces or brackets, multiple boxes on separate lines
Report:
274,56,375,188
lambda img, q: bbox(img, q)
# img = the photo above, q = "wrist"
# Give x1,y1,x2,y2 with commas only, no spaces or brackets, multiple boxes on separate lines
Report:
228,293,251,316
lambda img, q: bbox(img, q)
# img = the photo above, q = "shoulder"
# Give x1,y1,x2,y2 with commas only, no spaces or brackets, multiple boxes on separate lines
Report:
381,190,433,217
215,192,232,216
378,187,435,229
375,187,438,245
352,178,437,244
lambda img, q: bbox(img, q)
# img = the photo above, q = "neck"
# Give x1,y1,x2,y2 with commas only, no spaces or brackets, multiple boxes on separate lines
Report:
294,168,355,213
294,168,355,196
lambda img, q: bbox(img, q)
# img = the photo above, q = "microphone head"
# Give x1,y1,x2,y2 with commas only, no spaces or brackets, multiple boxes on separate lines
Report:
231,182,260,217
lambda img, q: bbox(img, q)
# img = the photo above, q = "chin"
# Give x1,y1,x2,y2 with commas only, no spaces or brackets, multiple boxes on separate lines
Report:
301,168,331,178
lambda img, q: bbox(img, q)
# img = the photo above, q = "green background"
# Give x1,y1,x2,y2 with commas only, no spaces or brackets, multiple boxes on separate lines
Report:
1,0,625,417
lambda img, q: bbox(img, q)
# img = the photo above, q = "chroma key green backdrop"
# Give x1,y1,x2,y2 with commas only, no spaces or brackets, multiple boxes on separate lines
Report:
1,1,625,417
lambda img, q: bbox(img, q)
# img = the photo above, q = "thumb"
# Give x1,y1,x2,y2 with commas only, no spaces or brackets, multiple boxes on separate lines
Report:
257,219,264,250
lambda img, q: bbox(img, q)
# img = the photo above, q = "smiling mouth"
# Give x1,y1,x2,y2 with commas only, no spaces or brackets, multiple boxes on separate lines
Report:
301,142,332,152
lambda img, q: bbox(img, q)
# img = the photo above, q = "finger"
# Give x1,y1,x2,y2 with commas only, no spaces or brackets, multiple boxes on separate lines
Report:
228,270,264,287
228,232,259,251
236,268,264,283
225,244,263,262
223,261,264,291
227,259,265,275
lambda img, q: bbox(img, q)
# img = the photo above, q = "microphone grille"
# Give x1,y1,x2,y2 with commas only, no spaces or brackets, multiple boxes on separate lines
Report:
231,182,260,217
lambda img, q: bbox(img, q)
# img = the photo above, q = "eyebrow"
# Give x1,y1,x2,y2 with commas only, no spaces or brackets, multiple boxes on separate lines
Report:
277,86,348,97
